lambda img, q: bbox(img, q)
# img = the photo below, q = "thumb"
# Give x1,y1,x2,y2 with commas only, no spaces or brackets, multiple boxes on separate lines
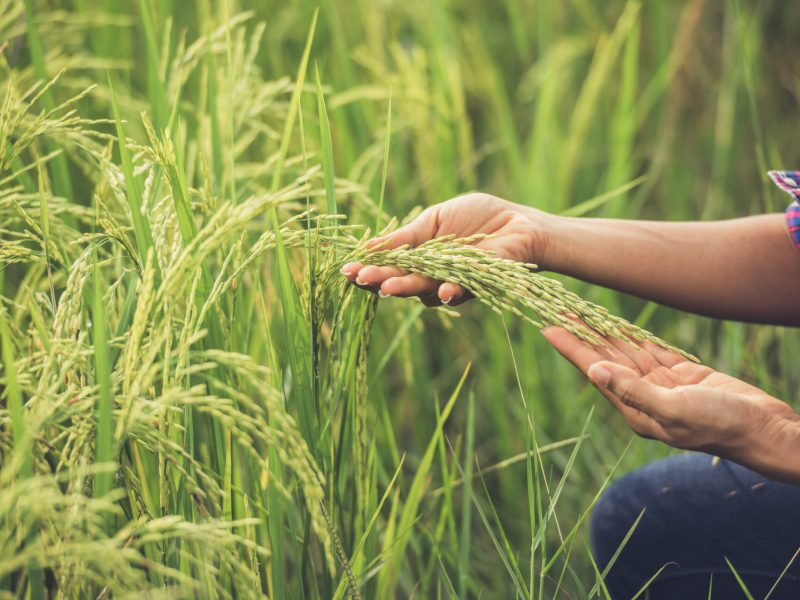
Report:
367,208,437,251
587,361,666,416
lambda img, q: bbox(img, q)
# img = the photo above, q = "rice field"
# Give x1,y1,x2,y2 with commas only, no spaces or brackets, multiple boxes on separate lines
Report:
1,0,799,597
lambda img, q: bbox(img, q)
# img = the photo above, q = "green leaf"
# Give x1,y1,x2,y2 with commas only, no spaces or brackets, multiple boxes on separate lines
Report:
92,252,115,502
0,307,28,476
377,364,470,596
109,76,159,279
315,64,337,220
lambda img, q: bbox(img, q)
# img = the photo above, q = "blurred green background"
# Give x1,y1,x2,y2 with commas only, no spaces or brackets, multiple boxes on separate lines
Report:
3,0,800,596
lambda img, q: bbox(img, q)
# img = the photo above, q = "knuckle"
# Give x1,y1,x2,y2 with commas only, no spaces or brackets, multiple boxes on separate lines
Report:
456,191,501,206
618,385,640,410
418,204,438,220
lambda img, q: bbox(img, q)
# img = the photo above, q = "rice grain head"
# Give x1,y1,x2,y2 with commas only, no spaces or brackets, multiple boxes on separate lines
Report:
350,233,697,362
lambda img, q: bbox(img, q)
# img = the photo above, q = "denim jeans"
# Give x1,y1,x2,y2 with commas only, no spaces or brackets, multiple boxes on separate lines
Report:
591,453,800,599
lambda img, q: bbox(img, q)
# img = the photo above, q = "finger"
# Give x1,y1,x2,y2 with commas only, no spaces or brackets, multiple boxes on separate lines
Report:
438,282,468,305
355,265,408,287
420,295,443,307
541,326,613,373
587,361,674,420
617,405,662,440
367,207,438,251
367,228,417,251
543,328,663,437
340,261,364,281
670,361,716,384
605,336,661,375
586,365,670,439
640,340,688,368
381,273,440,298
594,383,663,439
354,280,381,296
556,315,640,371
446,290,473,307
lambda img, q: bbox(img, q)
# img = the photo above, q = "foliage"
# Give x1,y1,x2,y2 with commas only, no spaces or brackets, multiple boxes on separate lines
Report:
1,0,798,597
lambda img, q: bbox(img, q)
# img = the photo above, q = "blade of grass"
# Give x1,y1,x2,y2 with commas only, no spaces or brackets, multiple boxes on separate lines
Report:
724,558,755,600
587,509,645,597
457,391,475,599
0,306,43,598
36,163,56,309
108,76,159,279
315,64,337,220
764,546,800,600
586,544,613,600
22,0,74,222
630,563,674,600
92,250,114,503
269,9,318,196
331,455,406,600
560,176,646,217
376,90,391,231
376,364,470,596
265,12,319,450
429,436,585,497
451,444,530,598
543,438,634,576
137,0,169,129
556,1,641,209
0,307,29,476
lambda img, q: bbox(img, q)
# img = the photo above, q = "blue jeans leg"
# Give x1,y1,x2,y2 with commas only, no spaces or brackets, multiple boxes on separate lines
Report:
590,453,800,599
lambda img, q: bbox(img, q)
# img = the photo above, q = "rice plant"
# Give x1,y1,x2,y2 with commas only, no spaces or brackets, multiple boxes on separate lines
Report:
1,1,797,598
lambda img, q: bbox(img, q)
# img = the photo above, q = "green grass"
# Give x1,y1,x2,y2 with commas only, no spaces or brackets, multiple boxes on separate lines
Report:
0,0,799,597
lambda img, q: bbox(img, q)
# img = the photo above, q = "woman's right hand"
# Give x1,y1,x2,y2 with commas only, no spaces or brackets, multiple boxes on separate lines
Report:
340,193,555,306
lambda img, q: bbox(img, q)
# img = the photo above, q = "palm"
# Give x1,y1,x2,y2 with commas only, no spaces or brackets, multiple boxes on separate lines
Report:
635,361,780,449
542,326,794,453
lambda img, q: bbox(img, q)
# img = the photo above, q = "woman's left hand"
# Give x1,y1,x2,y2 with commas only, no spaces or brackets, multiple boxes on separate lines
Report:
541,326,800,482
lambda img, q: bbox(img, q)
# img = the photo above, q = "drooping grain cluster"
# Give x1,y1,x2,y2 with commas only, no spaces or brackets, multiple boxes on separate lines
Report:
352,234,698,362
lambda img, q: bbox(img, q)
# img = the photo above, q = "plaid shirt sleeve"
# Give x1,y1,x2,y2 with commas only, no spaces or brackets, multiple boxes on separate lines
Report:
767,170,800,254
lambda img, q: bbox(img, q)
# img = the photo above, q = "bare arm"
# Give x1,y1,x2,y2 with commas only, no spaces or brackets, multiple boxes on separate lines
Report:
541,212,800,326
342,193,800,325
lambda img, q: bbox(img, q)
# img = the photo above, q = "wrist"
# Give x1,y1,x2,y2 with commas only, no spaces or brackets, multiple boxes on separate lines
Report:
522,209,578,274
730,406,800,483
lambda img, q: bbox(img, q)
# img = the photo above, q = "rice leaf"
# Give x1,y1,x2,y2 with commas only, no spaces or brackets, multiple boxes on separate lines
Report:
315,64,337,220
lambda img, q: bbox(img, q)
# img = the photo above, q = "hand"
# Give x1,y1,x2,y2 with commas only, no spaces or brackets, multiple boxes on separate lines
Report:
340,193,554,306
542,326,800,481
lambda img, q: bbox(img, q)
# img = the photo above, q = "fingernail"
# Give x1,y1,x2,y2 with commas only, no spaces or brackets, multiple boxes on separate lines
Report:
340,266,352,275
378,290,391,298
355,277,366,285
588,365,612,387
441,296,453,305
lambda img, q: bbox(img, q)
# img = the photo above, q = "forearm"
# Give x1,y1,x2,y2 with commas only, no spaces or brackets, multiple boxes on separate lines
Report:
538,213,800,326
